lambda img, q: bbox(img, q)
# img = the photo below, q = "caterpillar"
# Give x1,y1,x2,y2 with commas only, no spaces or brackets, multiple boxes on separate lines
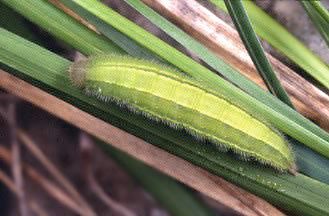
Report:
69,55,295,172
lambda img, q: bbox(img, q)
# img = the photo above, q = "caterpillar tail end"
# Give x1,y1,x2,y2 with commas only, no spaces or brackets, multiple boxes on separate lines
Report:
68,59,89,88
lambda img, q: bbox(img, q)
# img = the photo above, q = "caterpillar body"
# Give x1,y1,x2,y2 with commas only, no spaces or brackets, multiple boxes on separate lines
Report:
69,55,295,172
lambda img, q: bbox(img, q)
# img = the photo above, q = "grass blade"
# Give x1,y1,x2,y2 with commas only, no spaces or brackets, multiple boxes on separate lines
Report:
123,0,247,81
1,0,122,56
301,1,329,47
0,3,39,44
1,27,329,215
309,0,329,24
211,0,329,90
58,1,160,61
223,0,293,107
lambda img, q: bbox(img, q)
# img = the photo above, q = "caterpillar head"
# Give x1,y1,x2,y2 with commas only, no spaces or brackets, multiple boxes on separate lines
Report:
69,59,89,88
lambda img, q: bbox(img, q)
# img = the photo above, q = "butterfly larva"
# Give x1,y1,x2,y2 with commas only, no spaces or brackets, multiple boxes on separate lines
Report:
69,55,295,172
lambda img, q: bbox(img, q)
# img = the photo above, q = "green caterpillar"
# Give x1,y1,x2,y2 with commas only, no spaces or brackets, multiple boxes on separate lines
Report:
69,55,295,172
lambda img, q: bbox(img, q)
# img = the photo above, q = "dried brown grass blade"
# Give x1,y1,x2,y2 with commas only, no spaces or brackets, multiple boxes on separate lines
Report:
0,145,91,216
80,133,137,216
17,130,96,216
0,168,49,216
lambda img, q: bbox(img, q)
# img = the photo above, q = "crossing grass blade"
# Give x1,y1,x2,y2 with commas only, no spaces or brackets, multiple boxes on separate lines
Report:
1,0,122,56
308,0,329,24
223,0,293,107
301,0,329,47
210,0,329,90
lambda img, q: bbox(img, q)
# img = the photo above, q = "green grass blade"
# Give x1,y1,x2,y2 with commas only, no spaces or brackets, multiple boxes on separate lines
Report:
309,0,329,24
123,0,248,81
0,0,156,60
99,142,214,216
223,0,293,107
58,0,158,60
1,0,122,56
301,1,329,47
0,3,39,44
292,140,329,182
1,28,329,215
211,0,329,89
58,0,329,161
